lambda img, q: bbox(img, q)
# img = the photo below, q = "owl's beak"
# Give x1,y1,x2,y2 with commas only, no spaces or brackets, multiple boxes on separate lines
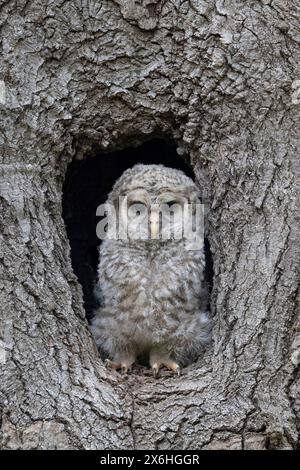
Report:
150,209,160,239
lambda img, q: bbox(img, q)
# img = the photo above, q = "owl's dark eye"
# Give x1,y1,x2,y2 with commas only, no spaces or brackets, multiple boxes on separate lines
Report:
165,200,178,208
128,201,147,217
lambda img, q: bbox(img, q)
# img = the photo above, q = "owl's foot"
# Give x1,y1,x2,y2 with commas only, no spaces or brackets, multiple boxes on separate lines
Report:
151,363,160,378
150,355,181,378
105,358,121,370
164,360,181,377
120,363,132,375
105,357,135,375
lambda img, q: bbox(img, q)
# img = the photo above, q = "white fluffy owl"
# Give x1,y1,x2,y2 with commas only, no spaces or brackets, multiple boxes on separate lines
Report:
90,164,211,377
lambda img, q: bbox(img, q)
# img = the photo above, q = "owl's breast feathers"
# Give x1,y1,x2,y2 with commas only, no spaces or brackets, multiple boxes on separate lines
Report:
97,240,205,344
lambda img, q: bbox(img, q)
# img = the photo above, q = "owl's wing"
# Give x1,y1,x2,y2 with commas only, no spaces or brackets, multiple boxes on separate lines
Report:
93,280,104,310
91,280,110,360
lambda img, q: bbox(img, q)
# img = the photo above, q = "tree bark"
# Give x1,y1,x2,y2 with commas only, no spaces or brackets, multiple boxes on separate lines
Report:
0,0,299,449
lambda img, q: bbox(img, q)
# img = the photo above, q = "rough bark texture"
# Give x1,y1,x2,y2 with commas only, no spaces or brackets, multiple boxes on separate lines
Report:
0,0,299,450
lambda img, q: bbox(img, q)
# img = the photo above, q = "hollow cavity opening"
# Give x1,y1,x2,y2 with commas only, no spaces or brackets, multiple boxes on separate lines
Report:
62,138,213,321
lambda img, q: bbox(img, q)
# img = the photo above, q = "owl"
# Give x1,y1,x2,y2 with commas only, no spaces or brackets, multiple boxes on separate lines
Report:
90,164,211,377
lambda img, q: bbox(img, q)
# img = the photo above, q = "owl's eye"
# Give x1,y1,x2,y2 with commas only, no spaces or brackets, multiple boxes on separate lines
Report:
128,201,147,217
162,201,182,211
165,200,178,208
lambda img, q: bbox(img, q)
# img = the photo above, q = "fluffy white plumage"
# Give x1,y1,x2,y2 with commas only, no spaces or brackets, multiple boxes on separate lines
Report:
90,164,211,376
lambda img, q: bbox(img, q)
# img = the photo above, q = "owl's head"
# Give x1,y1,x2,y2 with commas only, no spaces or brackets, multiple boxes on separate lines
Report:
105,164,202,246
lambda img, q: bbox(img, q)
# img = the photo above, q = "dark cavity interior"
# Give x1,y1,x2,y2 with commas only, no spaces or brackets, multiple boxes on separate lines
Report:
62,138,213,320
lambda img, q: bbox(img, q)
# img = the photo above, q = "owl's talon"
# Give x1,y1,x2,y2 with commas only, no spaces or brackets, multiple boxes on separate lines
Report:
121,364,130,375
152,363,160,378
105,357,135,375
150,352,181,378
166,361,181,376
105,359,121,370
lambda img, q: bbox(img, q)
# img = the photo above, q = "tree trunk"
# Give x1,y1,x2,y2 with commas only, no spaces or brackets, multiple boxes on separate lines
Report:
0,0,299,450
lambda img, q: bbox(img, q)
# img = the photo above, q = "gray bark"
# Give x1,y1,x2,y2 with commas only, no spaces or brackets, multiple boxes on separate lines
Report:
0,0,299,450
